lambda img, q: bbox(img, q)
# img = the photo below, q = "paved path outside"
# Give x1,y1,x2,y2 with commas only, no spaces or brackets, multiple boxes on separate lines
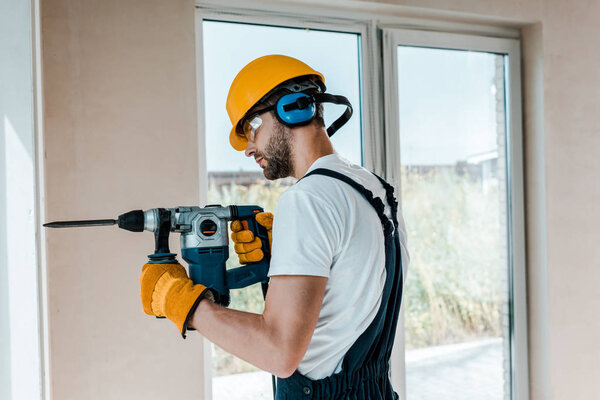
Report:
213,338,506,400
406,338,506,400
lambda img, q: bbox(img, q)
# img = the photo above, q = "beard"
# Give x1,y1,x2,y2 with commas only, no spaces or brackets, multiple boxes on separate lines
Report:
256,121,295,180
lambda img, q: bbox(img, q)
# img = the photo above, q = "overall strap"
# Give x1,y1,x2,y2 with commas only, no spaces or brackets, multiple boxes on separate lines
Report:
302,168,395,237
368,174,403,363
371,173,399,230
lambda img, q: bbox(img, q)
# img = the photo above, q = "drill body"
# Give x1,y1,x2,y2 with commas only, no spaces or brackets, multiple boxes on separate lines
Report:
83,204,270,306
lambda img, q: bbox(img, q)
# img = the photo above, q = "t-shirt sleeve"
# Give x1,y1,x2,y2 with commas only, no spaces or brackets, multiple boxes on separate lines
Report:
268,188,341,278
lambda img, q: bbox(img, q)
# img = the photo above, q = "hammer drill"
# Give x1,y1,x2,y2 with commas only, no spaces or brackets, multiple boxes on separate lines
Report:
44,204,271,306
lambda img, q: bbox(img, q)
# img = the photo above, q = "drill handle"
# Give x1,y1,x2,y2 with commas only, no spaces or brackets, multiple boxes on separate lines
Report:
233,206,271,261
147,208,177,264
154,209,172,254
242,214,271,262
226,205,272,290
226,259,270,290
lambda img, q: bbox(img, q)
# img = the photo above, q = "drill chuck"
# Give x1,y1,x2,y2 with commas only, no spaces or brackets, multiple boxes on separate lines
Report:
117,210,145,232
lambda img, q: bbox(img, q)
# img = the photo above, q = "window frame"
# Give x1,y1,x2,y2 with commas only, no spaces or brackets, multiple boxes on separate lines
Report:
194,2,527,399
382,28,529,400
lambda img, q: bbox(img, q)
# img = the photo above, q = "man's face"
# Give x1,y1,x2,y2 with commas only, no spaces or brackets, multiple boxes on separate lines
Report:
244,111,295,180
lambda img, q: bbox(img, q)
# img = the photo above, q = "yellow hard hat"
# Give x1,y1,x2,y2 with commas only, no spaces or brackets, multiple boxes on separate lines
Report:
226,55,325,151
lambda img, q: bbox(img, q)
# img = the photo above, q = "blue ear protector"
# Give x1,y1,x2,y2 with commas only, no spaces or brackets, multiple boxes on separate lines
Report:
274,92,353,137
275,93,316,127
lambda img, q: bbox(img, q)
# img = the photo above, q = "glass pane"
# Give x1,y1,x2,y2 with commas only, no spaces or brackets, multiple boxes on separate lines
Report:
398,46,511,400
202,20,362,400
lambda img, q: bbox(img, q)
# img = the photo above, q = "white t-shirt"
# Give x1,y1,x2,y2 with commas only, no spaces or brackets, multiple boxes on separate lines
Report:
268,152,409,379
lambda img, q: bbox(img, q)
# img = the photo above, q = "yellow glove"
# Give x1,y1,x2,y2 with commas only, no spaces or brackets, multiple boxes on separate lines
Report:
230,212,273,264
139,262,214,338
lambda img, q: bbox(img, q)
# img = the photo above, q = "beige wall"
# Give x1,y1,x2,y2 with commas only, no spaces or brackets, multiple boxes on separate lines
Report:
42,1,206,399
41,0,600,399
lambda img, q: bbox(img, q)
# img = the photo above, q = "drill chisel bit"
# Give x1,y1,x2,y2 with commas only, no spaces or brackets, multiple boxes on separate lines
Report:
43,219,117,228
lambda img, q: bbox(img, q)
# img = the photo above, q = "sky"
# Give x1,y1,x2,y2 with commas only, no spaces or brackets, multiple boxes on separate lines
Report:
398,47,502,165
202,20,504,171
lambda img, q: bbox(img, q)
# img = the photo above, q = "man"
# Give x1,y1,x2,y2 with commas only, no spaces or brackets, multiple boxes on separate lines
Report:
139,55,409,399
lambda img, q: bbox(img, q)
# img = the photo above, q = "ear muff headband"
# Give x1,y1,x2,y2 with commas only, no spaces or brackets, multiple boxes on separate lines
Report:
318,93,353,137
274,92,353,137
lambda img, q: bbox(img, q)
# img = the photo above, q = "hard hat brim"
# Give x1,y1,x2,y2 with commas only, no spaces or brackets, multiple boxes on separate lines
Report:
229,126,248,151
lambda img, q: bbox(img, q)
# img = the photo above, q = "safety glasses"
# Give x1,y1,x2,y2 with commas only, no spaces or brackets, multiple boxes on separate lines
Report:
239,106,275,142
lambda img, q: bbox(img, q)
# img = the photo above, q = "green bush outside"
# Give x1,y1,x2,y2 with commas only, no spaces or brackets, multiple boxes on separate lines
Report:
208,167,506,375
401,168,505,349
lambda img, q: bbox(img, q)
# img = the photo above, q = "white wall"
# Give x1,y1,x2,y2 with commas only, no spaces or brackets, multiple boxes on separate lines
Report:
0,0,43,399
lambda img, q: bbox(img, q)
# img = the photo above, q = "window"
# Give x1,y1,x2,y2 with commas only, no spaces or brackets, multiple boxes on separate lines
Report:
198,15,363,400
383,29,527,399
